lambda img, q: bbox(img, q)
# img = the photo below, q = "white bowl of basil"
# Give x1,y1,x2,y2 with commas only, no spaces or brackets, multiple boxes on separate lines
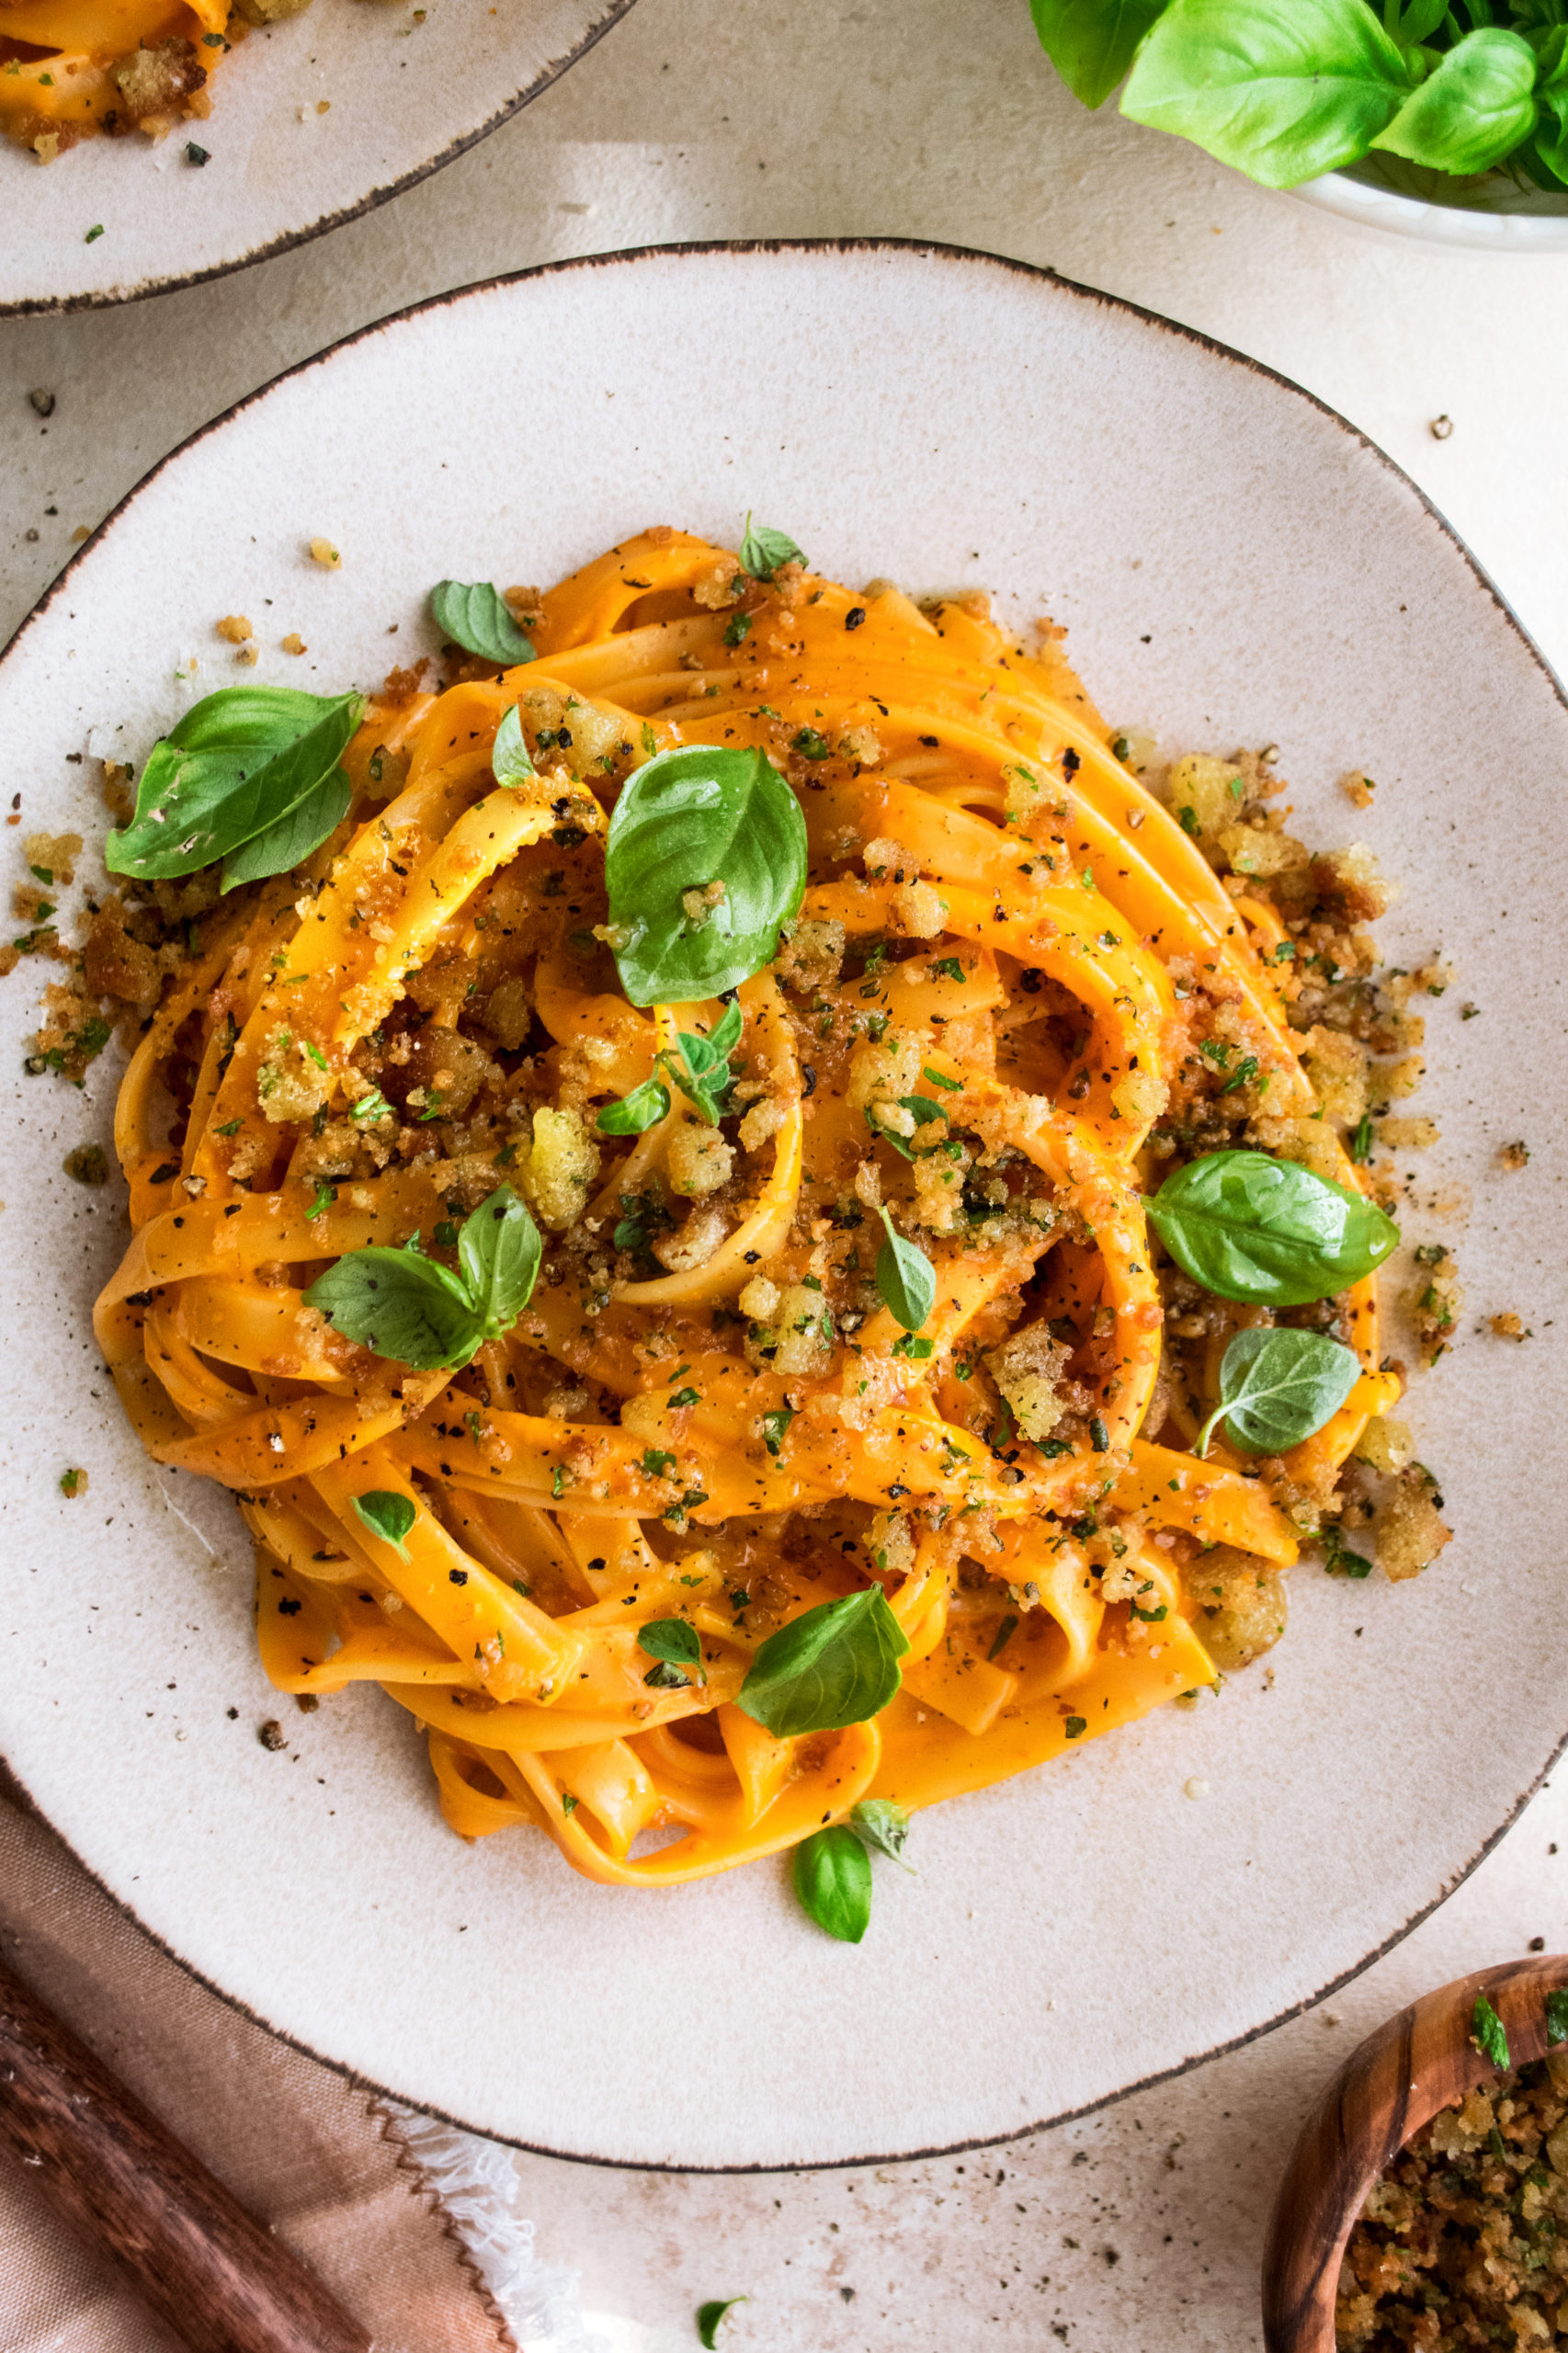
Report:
1029,0,1568,250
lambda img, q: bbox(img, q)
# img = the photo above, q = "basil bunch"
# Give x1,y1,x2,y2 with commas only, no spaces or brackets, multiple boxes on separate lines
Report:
106,686,363,893
304,1186,542,1370
1196,1327,1361,1457
428,580,536,667
604,745,808,1005
1031,0,1568,193
793,1800,915,1943
737,1586,909,1737
1146,1150,1398,1306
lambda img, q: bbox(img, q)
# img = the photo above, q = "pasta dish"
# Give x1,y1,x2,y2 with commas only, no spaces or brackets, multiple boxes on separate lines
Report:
86,527,1447,1932
3,0,352,159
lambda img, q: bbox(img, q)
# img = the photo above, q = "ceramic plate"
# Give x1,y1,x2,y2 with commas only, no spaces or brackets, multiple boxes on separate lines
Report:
0,0,634,317
1,242,1563,2171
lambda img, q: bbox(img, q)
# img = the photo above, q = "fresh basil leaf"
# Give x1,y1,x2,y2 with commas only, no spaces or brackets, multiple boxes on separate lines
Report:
1546,1988,1568,2049
697,2298,748,2348
597,1078,671,1135
737,1586,909,1737
639,1617,705,1686
1372,28,1539,172
352,1490,415,1560
876,1208,937,1334
1195,1327,1360,1459
738,513,805,581
1029,0,1169,108
605,745,807,1005
1122,0,1412,188
792,1824,872,1943
106,686,363,881
492,702,535,786
303,1244,483,1370
851,1798,915,1872
1145,1150,1399,1305
428,580,535,667
219,764,352,893
1392,0,1447,45
707,997,744,1060
1472,1993,1510,2070
457,1185,542,1332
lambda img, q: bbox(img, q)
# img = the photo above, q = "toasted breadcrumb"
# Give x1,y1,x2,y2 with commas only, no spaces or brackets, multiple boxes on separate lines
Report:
1500,1141,1530,1172
308,538,341,570
985,1323,1071,1444
113,40,208,125
216,615,253,643
1339,2054,1568,2352
1408,1245,1462,1366
1490,1313,1528,1341
1186,1547,1287,1671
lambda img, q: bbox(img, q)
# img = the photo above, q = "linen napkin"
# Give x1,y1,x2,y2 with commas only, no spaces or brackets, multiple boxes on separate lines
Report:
0,1780,512,2353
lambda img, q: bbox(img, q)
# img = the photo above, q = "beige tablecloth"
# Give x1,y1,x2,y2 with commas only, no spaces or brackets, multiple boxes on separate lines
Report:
0,1779,510,2353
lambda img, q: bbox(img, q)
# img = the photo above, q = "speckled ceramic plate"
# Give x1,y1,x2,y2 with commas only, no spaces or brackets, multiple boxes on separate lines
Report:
0,0,634,316
1,241,1563,2171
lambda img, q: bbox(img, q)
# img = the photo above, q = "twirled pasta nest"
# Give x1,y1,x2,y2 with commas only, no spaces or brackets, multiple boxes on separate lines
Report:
93,529,1434,1904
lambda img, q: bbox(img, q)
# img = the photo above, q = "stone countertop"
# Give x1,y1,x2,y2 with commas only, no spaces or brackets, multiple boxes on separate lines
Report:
4,3,1564,2345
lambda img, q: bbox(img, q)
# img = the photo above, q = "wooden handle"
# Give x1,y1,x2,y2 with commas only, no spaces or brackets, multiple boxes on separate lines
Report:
1263,1954,1568,2353
0,1955,371,2353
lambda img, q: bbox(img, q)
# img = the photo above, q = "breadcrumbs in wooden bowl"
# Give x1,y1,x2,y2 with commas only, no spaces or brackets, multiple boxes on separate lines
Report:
1265,1961,1568,2353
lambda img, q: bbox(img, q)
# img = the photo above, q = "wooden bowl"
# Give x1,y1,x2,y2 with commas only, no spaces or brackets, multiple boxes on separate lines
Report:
1263,1955,1568,2352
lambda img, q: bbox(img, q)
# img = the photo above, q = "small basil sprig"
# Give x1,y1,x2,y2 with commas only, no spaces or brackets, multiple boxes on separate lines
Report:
491,703,536,786
1146,1150,1398,1307
663,997,743,1124
605,745,807,1006
1195,1328,1360,1459
697,2301,748,2350
428,580,535,667
793,1824,872,1943
1546,1989,1568,2050
876,1208,937,1334
106,685,362,893
738,513,805,581
639,1617,705,1688
737,1586,909,1737
304,1185,541,1370
352,1491,415,1560
793,1797,916,1942
598,1002,745,1135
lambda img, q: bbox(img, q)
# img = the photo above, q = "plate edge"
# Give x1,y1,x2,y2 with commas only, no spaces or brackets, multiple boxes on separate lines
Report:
0,0,639,322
